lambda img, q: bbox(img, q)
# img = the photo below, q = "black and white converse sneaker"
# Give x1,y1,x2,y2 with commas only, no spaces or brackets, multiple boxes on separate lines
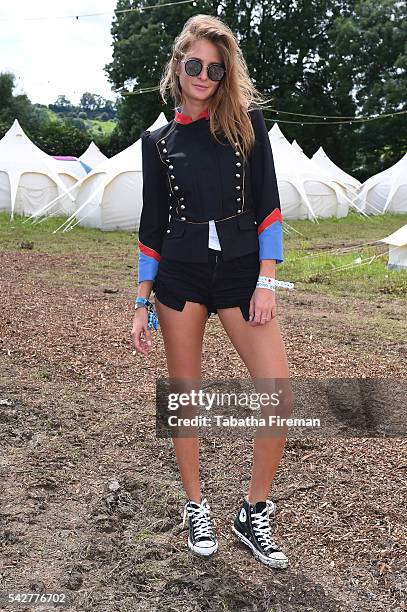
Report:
182,498,218,557
232,499,288,569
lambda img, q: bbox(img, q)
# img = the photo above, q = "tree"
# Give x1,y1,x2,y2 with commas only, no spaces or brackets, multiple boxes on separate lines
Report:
0,71,115,155
105,0,196,144
0,72,43,137
31,120,91,156
103,99,117,118
104,1,356,154
105,0,406,179
331,0,407,176
80,93,103,114
50,95,73,112
0,73,15,112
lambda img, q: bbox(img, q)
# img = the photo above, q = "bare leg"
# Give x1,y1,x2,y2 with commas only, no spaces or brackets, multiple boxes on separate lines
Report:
155,297,208,503
217,307,292,504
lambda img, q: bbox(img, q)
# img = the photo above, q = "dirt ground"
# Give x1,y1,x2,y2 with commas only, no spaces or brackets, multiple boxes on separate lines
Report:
0,249,406,612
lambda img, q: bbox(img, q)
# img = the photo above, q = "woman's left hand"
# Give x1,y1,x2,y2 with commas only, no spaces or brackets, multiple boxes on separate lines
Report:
248,287,276,325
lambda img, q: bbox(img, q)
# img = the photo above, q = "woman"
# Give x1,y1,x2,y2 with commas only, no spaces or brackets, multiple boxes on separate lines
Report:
131,14,293,570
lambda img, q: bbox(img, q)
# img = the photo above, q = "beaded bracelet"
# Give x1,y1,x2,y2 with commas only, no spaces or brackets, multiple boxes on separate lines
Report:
256,276,295,290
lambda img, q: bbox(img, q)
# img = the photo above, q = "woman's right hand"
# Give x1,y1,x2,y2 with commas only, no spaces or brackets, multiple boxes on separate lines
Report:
131,308,153,355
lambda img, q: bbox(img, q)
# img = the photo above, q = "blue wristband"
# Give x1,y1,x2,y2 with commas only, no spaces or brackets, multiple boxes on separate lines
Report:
134,297,159,330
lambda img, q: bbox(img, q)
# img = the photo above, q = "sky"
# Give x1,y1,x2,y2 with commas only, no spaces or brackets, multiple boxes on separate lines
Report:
0,0,119,106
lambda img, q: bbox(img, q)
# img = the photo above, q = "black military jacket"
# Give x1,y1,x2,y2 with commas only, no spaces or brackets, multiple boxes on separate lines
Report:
138,107,283,282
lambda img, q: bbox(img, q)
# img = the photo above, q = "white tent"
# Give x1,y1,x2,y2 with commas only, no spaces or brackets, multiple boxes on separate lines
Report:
79,142,108,169
380,224,407,270
51,156,92,180
31,113,169,232
269,124,360,220
355,154,407,215
48,156,93,216
312,147,361,191
311,146,362,213
0,119,74,218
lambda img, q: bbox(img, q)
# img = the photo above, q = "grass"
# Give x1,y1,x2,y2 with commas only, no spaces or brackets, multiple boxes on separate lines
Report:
130,529,156,544
43,109,116,138
86,119,116,137
281,210,407,299
0,212,138,289
0,212,134,255
1,210,407,300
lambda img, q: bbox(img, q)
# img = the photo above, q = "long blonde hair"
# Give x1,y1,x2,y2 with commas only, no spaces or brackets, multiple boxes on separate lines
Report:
159,14,271,162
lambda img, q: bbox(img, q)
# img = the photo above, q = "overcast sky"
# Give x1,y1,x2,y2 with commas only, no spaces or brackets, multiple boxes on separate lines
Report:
0,0,118,106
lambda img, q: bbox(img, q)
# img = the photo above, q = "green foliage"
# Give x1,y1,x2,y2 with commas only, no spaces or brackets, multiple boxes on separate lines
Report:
331,0,407,177
48,92,117,121
67,117,87,132
0,72,41,135
1,1,406,167
0,72,114,156
29,120,90,156
105,0,406,176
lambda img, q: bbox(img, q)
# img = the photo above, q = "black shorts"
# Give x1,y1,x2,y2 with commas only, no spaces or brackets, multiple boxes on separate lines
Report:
152,249,260,321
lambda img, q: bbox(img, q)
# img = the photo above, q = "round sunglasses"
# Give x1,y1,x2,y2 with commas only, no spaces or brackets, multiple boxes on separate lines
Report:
180,58,226,82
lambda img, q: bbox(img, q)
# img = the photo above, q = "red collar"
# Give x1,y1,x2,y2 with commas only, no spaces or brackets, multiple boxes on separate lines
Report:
174,107,209,124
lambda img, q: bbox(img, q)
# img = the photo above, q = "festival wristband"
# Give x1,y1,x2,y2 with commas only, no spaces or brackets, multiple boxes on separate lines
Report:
134,297,159,330
256,276,295,290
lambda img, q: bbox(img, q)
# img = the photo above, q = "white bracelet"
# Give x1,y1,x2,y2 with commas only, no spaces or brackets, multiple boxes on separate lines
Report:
256,275,295,290
256,280,275,291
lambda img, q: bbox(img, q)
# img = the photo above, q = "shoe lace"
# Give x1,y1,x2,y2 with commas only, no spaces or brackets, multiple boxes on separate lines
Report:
182,498,215,540
251,500,281,552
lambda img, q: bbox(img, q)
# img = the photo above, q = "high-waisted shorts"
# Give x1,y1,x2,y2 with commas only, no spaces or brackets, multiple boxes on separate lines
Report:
152,248,260,321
